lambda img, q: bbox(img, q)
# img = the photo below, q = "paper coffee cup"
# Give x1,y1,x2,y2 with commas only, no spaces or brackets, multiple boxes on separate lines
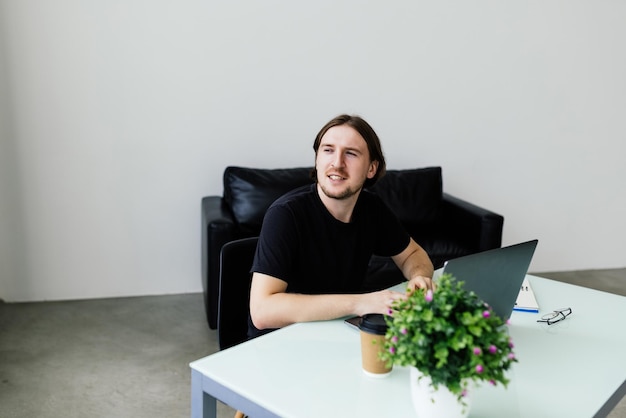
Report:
359,314,392,377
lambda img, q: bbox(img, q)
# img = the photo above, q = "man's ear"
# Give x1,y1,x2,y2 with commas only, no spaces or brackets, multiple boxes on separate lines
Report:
367,160,379,179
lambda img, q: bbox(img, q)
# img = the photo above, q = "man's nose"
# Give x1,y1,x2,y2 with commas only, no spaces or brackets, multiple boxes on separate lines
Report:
332,152,345,168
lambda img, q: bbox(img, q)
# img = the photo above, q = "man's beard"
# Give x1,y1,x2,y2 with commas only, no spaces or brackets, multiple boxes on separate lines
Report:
318,179,362,200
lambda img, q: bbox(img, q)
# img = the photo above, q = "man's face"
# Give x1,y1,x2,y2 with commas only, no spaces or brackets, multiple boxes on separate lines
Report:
315,125,378,201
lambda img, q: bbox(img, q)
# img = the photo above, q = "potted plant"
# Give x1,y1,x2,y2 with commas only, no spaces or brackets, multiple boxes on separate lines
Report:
380,273,517,417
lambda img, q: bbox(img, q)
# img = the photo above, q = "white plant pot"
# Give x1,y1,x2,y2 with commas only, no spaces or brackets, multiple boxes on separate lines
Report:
409,367,470,418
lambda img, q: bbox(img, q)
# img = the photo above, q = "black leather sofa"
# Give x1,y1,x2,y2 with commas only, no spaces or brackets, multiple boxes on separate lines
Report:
201,166,504,329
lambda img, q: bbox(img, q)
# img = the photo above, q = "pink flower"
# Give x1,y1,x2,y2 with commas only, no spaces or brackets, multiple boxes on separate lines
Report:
389,347,396,354
489,345,497,354
424,289,433,302
508,353,516,360
401,328,408,335
489,379,496,386
391,336,398,343
461,389,468,397
482,310,491,318
509,339,515,348
473,347,482,356
475,364,484,373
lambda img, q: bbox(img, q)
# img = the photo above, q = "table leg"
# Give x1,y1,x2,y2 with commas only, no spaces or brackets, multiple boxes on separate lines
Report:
191,369,217,418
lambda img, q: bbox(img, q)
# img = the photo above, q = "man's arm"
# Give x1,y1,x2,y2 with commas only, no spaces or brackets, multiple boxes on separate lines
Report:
249,239,435,331
391,238,435,291
249,272,411,331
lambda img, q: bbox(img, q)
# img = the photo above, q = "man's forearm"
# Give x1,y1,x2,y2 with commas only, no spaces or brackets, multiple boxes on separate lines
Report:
393,239,434,281
404,249,434,280
250,292,359,330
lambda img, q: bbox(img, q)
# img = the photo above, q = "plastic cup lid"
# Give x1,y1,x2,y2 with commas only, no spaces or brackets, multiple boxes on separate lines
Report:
359,313,388,335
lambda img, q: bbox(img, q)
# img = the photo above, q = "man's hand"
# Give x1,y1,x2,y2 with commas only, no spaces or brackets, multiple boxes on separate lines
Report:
406,275,435,293
353,289,410,317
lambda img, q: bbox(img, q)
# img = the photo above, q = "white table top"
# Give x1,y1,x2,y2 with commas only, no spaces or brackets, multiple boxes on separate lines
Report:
190,275,626,417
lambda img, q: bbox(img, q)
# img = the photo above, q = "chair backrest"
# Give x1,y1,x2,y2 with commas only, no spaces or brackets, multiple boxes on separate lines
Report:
217,237,259,350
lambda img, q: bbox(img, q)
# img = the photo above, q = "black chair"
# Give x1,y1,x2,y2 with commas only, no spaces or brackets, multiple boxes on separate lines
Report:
217,237,259,351
217,237,258,418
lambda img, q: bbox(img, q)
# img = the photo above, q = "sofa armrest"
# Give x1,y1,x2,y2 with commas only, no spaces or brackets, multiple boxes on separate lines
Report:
440,193,504,253
201,196,238,329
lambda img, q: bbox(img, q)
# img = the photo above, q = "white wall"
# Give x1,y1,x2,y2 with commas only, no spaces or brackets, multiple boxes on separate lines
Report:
1,1,624,302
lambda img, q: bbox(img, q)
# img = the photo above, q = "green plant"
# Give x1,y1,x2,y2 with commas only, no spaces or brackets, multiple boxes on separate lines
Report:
380,273,517,402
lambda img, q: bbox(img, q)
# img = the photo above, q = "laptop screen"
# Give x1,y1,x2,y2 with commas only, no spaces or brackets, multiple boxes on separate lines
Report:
441,240,538,320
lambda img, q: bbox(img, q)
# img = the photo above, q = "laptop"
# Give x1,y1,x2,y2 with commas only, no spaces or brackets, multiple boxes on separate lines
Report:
441,239,538,320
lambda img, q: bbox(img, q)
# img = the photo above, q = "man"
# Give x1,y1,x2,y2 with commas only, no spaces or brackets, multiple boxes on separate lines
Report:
249,114,434,338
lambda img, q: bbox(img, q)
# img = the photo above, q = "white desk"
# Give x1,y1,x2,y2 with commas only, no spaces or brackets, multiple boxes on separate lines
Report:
190,275,626,417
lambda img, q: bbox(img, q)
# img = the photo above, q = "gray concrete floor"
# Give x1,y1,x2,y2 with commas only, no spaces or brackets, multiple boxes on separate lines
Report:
0,269,624,418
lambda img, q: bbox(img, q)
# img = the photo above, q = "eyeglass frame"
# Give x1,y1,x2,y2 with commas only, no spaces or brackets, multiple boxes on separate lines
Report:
537,307,572,325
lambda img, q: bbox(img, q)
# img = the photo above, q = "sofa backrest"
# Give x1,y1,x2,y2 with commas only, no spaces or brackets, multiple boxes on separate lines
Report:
223,165,442,236
223,166,313,234
368,167,442,231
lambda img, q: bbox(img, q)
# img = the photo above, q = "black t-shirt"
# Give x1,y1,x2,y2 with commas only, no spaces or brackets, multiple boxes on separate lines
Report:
248,184,409,338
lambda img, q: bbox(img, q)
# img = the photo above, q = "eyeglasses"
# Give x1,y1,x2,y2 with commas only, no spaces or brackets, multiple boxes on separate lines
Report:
537,307,572,325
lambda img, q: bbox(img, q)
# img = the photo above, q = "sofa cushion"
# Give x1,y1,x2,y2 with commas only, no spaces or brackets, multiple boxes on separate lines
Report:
223,166,313,233
368,167,442,226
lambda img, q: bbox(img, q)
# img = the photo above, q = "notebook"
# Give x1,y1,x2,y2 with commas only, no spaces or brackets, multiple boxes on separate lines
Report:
441,240,538,320
514,277,539,313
